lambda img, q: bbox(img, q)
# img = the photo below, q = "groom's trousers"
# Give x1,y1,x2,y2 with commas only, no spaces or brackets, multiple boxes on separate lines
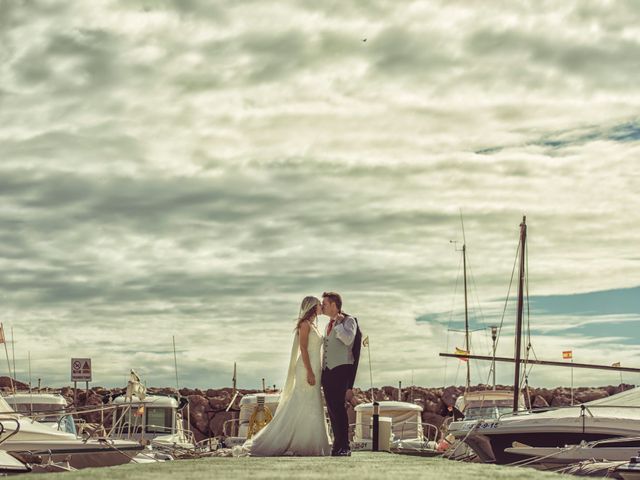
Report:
321,364,353,452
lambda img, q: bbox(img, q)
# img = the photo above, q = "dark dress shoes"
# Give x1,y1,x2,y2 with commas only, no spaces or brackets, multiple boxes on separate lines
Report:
334,448,351,456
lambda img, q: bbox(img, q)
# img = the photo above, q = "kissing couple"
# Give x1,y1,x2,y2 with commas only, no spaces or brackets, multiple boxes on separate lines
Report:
244,292,361,456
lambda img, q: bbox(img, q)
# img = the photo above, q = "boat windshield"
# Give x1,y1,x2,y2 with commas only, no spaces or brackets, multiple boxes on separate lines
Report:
464,405,513,420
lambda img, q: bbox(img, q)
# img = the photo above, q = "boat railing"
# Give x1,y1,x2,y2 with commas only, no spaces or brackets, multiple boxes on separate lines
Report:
0,417,21,446
222,418,241,437
396,421,440,443
349,420,439,443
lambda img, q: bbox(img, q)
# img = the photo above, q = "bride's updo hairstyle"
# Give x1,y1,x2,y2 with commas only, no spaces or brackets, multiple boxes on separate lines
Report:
296,296,320,330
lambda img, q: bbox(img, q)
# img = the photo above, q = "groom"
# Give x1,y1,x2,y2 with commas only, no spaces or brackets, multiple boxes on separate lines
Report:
321,291,360,457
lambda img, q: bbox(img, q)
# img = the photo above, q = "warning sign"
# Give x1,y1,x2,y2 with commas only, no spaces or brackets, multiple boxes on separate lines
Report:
71,358,92,382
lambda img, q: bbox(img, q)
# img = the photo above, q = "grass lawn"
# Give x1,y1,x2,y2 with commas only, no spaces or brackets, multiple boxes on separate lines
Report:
14,452,570,480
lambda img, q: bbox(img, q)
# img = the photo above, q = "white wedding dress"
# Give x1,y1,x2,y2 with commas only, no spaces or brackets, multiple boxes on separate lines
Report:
243,324,331,456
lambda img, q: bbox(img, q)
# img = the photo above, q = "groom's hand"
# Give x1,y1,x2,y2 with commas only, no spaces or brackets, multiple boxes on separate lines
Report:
307,371,316,386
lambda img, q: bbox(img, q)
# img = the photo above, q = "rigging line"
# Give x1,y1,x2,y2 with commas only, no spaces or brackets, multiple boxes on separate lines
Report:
469,334,490,386
466,257,492,356
443,253,464,386
495,237,521,353
462,252,492,363
454,357,461,387
484,233,521,387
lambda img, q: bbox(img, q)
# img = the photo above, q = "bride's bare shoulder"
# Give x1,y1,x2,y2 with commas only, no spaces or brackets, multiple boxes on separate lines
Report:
298,321,311,332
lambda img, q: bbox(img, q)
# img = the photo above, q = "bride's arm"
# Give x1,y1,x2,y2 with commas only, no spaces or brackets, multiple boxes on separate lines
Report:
298,322,316,385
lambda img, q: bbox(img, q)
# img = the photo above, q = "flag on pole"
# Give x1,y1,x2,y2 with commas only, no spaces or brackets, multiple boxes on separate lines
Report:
0,324,4,344
362,336,369,347
562,350,573,359
455,347,470,362
612,362,621,367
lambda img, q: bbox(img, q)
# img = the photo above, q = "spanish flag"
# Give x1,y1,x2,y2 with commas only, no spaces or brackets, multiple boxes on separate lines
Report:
562,350,573,359
0,323,5,344
455,347,470,362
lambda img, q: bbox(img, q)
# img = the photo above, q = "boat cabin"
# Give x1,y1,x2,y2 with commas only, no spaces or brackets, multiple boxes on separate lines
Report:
353,401,425,442
110,394,188,444
454,390,526,420
4,393,76,435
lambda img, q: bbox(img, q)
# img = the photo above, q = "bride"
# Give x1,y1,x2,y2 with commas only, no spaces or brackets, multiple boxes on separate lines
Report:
244,296,331,456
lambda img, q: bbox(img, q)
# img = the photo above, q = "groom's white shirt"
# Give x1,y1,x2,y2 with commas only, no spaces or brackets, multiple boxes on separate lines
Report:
323,315,357,370
329,316,357,346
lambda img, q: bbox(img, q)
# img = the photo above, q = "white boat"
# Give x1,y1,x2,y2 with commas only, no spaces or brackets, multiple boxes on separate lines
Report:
444,218,640,465
0,395,143,469
448,386,640,464
4,392,77,435
350,401,440,455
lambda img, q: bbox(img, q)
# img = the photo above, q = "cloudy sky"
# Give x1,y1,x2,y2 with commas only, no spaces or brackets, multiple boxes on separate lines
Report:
1,0,639,390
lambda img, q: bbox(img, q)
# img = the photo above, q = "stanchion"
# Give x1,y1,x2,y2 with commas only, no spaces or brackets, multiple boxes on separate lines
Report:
372,401,379,452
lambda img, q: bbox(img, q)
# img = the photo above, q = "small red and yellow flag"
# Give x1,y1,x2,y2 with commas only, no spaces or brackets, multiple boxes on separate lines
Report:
455,347,470,362
612,362,621,368
562,350,573,360
0,323,5,344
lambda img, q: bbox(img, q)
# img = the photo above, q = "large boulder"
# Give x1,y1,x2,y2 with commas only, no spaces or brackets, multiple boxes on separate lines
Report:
423,400,441,414
531,395,549,409
0,377,28,390
550,395,572,407
422,412,445,431
441,386,462,407
211,395,232,411
209,411,237,437
574,388,608,404
187,395,211,440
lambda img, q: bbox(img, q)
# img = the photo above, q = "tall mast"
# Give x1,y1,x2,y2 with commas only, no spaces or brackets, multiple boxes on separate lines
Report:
513,216,527,412
463,243,470,391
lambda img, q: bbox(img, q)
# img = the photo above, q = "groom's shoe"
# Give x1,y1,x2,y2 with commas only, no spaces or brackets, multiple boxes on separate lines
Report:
335,448,351,457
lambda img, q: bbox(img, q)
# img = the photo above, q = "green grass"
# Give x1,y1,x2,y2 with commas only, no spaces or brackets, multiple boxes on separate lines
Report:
14,453,571,480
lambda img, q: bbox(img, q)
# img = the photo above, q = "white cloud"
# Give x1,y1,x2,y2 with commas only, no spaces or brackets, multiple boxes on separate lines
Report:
0,0,638,389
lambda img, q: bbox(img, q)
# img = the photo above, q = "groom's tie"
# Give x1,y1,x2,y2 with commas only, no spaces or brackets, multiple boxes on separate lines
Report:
327,319,335,336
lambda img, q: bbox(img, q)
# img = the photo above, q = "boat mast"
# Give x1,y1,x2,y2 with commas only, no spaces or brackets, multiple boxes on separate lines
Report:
513,216,526,412
463,243,470,391
458,211,471,392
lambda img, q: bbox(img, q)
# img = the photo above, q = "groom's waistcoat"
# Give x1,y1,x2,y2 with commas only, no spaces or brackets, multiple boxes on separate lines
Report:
322,316,355,371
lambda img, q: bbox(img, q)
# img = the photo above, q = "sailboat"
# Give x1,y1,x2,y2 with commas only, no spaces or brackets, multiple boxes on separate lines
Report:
443,218,524,422
442,216,640,465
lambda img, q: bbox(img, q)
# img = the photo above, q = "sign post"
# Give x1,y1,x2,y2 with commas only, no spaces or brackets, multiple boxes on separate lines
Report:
71,358,92,403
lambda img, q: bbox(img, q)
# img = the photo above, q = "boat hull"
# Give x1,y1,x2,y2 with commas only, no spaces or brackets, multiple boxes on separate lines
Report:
5,440,144,469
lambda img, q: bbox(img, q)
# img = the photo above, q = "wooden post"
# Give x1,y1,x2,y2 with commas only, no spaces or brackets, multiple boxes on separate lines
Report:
372,401,380,452
73,381,77,405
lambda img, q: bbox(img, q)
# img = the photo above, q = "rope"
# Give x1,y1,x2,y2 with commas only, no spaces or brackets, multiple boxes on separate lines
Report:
247,405,273,439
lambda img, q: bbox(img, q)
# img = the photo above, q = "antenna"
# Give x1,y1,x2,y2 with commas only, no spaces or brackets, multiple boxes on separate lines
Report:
11,326,16,381
1,323,15,394
459,209,467,246
172,336,180,401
